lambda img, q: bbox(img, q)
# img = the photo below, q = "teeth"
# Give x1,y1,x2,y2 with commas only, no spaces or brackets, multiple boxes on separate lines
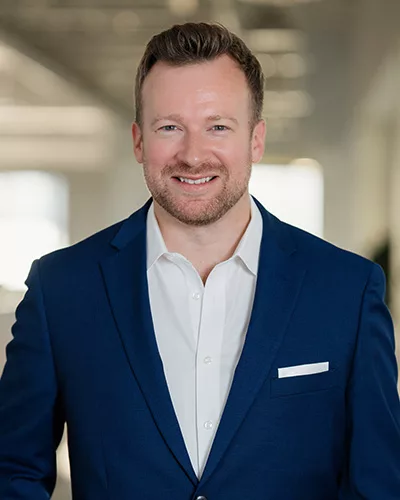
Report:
178,176,213,185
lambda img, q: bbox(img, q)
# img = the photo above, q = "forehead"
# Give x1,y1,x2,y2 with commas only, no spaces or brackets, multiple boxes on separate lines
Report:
140,55,251,120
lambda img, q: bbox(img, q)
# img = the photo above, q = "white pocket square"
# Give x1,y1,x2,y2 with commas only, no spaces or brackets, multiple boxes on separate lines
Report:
278,361,329,379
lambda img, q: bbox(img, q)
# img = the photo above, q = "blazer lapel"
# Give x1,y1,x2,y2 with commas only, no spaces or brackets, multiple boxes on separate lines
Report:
200,201,307,485
100,202,197,486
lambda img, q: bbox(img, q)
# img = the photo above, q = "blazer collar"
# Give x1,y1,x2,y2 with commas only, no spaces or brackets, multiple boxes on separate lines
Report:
109,198,152,250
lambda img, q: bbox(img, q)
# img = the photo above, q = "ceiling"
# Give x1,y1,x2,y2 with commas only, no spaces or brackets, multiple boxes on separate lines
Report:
0,0,357,163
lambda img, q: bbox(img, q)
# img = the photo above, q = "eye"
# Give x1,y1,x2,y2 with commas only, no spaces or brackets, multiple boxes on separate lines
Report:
158,125,178,132
212,125,230,131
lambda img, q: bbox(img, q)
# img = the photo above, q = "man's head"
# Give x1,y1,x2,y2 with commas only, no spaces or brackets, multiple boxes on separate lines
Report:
132,22,266,226
135,23,264,129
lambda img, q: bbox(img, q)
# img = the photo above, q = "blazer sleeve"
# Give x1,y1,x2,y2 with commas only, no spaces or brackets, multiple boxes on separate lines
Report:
0,259,65,499
339,263,400,499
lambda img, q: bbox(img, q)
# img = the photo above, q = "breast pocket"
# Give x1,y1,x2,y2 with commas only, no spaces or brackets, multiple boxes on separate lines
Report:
270,368,337,398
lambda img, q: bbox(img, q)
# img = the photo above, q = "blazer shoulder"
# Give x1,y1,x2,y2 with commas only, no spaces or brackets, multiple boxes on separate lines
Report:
39,219,125,269
38,199,151,271
276,215,377,281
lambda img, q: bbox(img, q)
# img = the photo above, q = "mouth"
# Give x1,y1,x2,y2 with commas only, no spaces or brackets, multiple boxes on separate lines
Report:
173,176,217,185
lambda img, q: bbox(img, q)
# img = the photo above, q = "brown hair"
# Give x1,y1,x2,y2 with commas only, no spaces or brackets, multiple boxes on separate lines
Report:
134,22,264,128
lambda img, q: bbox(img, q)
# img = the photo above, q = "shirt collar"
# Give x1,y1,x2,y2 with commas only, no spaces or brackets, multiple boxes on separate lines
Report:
146,202,169,271
233,196,263,276
146,195,263,275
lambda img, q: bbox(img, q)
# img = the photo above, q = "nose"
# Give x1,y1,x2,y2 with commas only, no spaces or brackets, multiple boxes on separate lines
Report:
175,131,209,167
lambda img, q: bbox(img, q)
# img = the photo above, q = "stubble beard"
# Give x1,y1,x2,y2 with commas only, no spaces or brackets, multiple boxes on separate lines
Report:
143,159,252,227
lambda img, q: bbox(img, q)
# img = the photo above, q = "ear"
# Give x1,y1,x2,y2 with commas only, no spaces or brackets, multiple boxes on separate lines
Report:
251,119,266,163
131,122,144,164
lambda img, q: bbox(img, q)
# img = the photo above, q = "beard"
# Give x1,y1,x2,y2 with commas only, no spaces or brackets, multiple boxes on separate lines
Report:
143,159,252,226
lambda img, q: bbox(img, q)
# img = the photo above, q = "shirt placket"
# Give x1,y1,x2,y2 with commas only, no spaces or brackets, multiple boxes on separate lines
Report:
195,266,226,476
172,256,203,477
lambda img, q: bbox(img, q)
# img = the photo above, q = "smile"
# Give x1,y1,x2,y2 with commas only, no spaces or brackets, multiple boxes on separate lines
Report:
177,176,216,185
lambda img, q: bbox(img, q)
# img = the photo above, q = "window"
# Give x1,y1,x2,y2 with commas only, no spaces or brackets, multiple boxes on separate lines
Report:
249,159,324,237
0,171,68,293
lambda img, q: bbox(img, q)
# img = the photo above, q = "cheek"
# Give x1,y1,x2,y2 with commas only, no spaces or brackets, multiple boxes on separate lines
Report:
143,137,178,166
215,141,251,170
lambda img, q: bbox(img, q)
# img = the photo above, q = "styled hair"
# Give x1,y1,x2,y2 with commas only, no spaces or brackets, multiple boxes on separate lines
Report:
134,22,264,127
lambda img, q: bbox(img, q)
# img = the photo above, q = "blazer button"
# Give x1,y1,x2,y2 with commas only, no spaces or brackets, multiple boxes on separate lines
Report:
195,497,207,500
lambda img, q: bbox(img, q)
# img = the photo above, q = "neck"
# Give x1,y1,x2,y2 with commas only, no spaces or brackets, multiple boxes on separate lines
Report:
154,194,252,283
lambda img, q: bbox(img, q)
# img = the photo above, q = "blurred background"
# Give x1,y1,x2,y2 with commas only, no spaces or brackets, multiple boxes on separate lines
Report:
0,0,399,497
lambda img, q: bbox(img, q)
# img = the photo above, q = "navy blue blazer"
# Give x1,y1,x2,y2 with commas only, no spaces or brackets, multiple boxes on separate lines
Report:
0,198,399,499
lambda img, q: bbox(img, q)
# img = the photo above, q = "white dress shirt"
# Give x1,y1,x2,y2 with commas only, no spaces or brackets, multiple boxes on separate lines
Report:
146,196,263,478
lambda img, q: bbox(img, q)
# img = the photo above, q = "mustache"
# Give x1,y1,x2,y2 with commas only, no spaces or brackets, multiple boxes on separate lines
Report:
162,160,228,177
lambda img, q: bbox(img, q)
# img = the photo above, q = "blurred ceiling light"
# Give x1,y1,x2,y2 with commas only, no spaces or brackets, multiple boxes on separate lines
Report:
0,43,74,100
0,137,111,171
0,106,111,135
278,53,307,78
246,29,304,52
0,35,118,112
168,0,199,17
290,157,322,169
238,0,322,4
112,10,140,35
263,90,313,117
4,50,84,104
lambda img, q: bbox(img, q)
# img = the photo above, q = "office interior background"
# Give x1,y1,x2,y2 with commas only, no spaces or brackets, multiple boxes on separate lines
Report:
0,0,399,497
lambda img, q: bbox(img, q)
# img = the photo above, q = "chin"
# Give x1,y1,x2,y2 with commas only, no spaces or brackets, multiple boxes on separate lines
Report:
168,203,231,227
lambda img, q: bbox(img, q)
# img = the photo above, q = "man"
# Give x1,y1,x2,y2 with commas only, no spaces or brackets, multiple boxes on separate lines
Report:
0,22,399,500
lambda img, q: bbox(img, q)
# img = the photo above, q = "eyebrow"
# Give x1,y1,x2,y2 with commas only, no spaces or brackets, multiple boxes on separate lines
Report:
206,114,239,125
151,114,239,127
151,114,183,127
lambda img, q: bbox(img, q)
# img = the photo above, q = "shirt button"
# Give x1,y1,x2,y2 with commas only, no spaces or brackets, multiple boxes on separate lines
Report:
204,356,212,364
203,420,213,430
192,292,201,300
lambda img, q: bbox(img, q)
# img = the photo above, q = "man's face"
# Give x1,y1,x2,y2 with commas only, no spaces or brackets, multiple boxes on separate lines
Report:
132,54,266,226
